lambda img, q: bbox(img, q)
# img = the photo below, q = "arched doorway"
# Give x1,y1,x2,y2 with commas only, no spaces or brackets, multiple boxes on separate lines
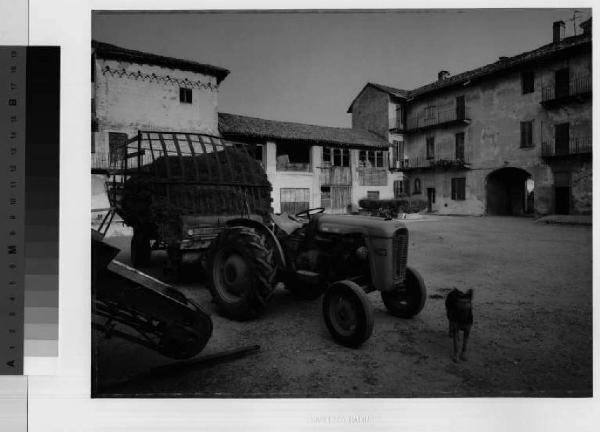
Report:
486,167,534,216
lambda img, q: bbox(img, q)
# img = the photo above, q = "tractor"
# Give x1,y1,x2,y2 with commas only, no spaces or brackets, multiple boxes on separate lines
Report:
108,130,426,348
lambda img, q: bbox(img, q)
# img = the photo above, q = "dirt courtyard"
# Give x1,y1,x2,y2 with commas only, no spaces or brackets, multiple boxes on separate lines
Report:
93,216,592,398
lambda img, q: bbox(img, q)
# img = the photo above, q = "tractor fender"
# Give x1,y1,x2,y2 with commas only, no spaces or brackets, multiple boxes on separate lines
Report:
226,218,287,268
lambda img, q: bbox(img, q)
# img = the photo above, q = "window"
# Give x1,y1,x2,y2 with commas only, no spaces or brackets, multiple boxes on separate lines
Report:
322,147,331,164
426,137,435,160
521,71,534,94
554,123,570,155
358,150,387,168
451,177,466,200
323,147,349,167
413,178,421,195
179,87,192,104
367,191,380,200
393,179,405,198
392,140,404,164
424,105,436,119
276,141,311,171
455,132,465,160
520,121,534,148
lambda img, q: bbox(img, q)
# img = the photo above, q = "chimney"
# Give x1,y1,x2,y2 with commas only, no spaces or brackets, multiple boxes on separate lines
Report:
553,20,565,43
438,70,450,81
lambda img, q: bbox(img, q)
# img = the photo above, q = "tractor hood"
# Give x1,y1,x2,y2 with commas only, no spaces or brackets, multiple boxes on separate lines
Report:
315,214,407,238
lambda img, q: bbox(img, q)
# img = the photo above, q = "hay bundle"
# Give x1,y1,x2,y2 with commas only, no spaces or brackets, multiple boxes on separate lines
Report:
118,149,272,241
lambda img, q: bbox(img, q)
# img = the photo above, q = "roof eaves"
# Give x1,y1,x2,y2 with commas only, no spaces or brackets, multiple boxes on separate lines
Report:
407,33,591,99
92,40,230,84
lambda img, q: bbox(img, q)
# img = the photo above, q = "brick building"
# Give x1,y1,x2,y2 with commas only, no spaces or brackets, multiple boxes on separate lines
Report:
349,19,592,216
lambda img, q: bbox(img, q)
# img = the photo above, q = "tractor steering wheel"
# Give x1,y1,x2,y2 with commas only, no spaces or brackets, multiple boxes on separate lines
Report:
295,207,325,220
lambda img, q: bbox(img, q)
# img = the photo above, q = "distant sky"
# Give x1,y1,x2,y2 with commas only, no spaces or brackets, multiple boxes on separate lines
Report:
92,9,591,128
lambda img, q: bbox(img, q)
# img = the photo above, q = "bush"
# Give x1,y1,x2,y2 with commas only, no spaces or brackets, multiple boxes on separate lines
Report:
358,197,427,215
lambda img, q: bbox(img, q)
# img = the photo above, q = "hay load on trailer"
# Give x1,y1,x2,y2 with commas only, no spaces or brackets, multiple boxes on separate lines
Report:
106,131,277,321
110,131,273,243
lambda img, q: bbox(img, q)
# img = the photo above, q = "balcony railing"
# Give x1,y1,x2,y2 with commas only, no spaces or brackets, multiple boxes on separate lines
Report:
399,154,471,171
91,151,122,172
276,161,311,172
541,75,592,106
406,107,471,132
318,166,352,185
541,136,592,158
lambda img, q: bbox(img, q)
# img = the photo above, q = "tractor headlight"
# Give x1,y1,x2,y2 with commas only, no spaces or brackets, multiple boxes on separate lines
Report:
186,228,195,236
355,246,369,260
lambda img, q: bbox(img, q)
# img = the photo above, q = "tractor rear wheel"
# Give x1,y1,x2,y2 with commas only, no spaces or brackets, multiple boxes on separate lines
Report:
381,266,426,318
131,230,151,267
208,227,276,321
322,280,374,348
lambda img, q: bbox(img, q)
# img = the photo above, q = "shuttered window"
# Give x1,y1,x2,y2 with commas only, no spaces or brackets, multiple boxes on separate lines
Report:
520,121,534,148
393,179,404,197
451,177,466,200
521,71,534,94
455,132,465,160
426,137,435,159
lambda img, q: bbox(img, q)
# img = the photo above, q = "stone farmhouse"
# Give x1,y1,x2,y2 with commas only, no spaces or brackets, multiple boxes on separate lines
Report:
349,19,592,216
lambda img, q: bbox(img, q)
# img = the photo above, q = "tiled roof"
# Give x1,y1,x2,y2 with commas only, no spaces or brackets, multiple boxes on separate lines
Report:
408,33,591,98
92,40,230,84
219,113,389,148
350,32,591,105
346,82,409,113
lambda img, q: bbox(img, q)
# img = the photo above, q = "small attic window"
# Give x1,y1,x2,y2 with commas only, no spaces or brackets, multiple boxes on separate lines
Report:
179,87,192,104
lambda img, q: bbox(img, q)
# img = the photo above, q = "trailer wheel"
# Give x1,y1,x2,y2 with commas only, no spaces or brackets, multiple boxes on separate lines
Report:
322,280,373,348
208,227,276,321
381,266,427,318
131,231,151,267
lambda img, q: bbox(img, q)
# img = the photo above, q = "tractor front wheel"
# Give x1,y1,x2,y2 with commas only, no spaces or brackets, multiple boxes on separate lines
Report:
381,266,426,318
131,231,151,267
322,280,374,348
208,227,276,321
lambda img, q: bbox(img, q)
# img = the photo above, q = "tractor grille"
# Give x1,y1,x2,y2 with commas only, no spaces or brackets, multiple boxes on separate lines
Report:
392,228,409,282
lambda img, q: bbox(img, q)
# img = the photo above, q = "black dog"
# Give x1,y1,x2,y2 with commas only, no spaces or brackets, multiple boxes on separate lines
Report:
445,289,473,362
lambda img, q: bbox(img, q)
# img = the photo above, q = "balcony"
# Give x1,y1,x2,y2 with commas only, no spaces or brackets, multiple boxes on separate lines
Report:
406,107,471,133
399,154,471,171
541,75,591,108
91,151,121,173
541,136,592,158
318,166,352,185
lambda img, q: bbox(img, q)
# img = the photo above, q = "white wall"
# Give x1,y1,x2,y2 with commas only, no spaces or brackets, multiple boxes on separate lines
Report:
93,58,220,155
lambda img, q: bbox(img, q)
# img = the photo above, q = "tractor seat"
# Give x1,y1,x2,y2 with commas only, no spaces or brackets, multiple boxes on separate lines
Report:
273,212,305,235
